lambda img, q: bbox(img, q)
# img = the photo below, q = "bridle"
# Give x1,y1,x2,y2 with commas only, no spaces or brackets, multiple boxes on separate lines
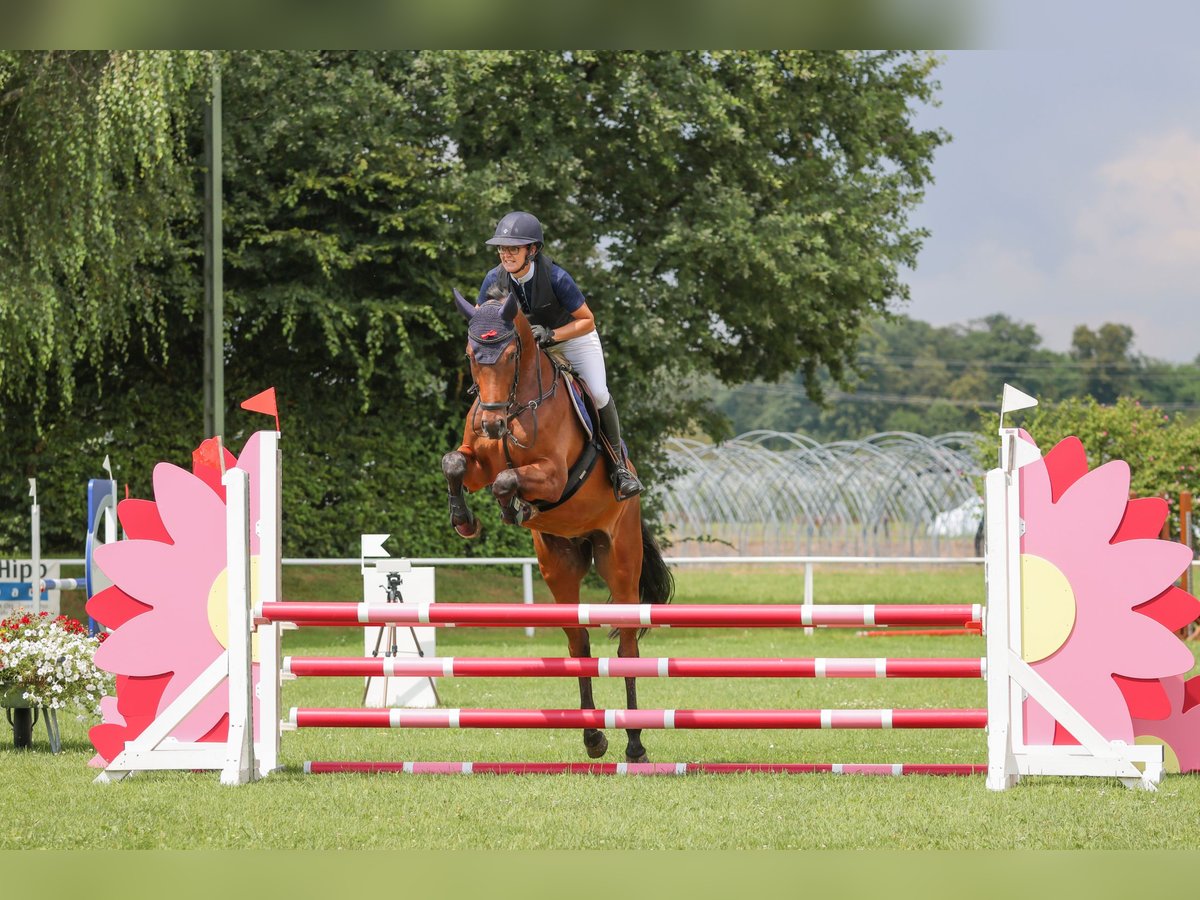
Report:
469,328,559,463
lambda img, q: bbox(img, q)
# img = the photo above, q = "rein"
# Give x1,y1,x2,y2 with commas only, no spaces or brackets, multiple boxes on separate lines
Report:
469,330,560,465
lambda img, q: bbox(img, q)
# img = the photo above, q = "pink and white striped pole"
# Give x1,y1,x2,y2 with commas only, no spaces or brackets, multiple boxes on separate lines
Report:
287,707,988,730
282,656,984,680
303,761,988,777
259,601,982,629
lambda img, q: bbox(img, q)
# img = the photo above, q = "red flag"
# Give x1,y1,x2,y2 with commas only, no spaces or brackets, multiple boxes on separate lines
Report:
240,387,280,432
192,437,225,474
191,437,229,497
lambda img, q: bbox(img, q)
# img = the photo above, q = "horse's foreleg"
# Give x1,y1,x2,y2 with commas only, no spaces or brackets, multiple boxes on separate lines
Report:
491,469,533,526
491,462,566,527
564,626,608,759
441,450,481,539
538,533,604,759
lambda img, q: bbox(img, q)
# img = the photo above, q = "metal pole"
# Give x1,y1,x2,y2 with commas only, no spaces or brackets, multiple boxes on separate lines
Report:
203,61,224,440
522,562,534,638
103,455,117,544
1181,492,1195,640
802,562,814,637
1181,492,1192,595
29,479,40,615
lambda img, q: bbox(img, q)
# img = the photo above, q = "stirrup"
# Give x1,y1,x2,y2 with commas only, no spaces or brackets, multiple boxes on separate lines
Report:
611,467,643,502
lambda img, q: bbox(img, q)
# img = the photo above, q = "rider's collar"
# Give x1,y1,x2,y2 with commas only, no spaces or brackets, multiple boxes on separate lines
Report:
514,261,535,284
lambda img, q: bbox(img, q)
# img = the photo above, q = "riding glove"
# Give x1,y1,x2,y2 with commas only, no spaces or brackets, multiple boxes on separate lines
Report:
530,324,556,347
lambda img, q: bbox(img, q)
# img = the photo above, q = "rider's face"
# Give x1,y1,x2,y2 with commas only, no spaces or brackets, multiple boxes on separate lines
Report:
497,244,534,277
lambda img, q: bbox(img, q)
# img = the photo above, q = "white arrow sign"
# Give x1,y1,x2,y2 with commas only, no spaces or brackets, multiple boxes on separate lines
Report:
361,534,391,559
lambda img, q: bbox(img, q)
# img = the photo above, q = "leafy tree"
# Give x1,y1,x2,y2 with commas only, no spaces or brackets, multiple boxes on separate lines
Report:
1069,322,1143,404
1,51,947,558
715,312,1200,441
1013,396,1200,539
715,313,1050,438
0,51,209,416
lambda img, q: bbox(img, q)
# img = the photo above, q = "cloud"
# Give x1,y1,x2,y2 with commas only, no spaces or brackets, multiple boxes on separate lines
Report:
1070,130,1200,277
907,128,1200,362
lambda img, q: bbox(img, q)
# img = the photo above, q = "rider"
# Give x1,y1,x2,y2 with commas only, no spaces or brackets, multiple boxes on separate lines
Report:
477,210,643,501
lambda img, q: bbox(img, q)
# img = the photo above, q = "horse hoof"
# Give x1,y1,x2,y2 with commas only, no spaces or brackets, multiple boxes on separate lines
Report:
626,752,649,764
454,521,480,539
585,732,609,758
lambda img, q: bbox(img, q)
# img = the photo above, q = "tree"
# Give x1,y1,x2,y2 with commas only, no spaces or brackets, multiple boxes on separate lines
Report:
0,51,209,415
1,51,947,557
713,313,1050,439
1015,396,1200,539
409,51,946,434
1070,322,1143,404
712,309,1200,442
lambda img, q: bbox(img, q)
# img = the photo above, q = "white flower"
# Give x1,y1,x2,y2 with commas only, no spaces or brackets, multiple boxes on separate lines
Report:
0,610,111,713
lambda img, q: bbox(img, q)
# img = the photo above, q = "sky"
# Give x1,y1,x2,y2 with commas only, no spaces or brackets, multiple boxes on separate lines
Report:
903,46,1200,364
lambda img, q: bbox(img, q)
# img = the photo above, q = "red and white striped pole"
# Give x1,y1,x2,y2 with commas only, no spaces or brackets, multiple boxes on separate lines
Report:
283,655,984,680
286,707,988,730
259,601,982,630
304,761,987,777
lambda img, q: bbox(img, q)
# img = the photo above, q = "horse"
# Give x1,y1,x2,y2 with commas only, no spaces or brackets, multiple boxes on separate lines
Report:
441,289,674,763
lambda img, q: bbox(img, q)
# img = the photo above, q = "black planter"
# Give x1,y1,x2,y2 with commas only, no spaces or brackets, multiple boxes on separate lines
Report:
2,687,60,752
7,705,34,749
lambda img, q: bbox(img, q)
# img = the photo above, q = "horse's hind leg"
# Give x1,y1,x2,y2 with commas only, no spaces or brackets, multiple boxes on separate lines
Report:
535,533,606,758
441,450,480,539
592,512,648,763
619,638,647,763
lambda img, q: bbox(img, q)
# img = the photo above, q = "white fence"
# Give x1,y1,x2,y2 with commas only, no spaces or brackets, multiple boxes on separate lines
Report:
46,553,985,637
286,555,986,638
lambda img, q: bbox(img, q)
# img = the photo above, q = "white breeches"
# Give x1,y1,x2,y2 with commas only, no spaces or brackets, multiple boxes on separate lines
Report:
556,330,610,408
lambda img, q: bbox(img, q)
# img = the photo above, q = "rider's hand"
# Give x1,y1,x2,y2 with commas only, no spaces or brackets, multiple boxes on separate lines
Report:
531,324,556,347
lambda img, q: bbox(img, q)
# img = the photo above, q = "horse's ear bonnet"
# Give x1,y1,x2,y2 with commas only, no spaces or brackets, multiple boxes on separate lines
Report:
458,290,519,364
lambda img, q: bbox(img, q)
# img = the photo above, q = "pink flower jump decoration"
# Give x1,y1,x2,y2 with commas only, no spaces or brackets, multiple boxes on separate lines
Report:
1017,432,1200,754
86,434,265,766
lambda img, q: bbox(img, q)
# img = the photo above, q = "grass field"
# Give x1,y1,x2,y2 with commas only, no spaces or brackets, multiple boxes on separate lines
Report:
3,564,1199,851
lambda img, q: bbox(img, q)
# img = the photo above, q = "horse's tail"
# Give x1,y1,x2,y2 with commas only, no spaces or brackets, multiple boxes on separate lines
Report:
638,519,674,607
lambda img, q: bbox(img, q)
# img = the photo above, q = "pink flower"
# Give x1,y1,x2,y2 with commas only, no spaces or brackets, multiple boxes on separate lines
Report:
1132,675,1200,773
87,434,265,764
1017,433,1199,745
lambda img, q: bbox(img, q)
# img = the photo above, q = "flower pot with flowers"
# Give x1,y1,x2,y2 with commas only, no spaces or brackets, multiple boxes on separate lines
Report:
0,610,111,752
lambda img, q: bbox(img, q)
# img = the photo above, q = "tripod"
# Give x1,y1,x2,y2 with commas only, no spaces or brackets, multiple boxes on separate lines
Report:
362,570,441,706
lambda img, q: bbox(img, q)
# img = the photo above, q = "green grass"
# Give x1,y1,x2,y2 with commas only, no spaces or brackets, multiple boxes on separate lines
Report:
4,564,1199,850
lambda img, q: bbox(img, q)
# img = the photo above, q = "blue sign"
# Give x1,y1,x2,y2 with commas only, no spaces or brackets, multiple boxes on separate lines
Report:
0,582,48,602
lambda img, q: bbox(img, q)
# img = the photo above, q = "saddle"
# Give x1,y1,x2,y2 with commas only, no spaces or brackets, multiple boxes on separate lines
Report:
545,348,593,437
531,348,611,512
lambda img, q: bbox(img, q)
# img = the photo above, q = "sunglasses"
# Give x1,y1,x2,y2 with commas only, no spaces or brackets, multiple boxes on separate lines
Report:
496,245,530,257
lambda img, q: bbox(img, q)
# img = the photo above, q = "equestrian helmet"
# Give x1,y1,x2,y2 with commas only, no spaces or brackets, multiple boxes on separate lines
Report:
485,210,544,247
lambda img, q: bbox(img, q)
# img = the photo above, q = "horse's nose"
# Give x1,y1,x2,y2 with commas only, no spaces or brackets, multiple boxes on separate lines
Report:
482,416,507,439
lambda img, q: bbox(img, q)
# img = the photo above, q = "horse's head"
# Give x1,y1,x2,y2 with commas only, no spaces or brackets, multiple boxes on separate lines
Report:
454,287,534,439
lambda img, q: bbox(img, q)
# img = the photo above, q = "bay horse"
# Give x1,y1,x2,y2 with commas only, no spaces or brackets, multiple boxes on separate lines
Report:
441,289,674,763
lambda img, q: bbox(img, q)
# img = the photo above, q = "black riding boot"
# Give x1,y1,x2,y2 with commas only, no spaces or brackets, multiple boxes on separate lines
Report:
597,399,643,501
